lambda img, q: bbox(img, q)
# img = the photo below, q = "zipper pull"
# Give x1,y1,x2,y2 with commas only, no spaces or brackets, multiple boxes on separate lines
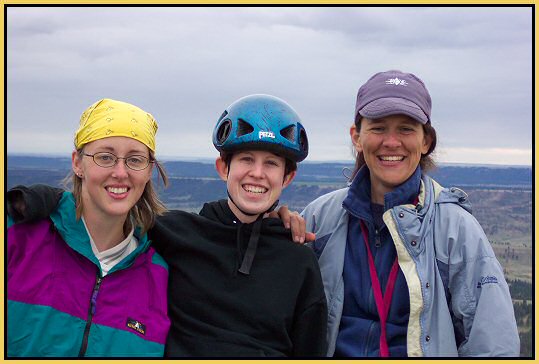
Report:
375,229,381,248
90,277,103,315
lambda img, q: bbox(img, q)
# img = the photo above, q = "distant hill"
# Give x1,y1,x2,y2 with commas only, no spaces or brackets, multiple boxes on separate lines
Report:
7,154,533,221
7,156,73,170
7,155,532,190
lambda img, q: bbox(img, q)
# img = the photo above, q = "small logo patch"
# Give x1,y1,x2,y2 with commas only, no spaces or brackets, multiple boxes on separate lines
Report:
477,275,498,288
385,77,408,86
126,318,146,335
259,131,275,139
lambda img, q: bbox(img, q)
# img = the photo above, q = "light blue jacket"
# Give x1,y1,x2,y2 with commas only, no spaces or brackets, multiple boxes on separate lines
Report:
302,175,519,357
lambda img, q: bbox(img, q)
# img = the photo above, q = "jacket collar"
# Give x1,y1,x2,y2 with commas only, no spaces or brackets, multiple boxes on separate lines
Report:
343,165,422,222
199,199,239,225
50,191,149,273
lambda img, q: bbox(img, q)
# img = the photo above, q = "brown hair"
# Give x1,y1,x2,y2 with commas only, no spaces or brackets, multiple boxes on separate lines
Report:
350,114,437,180
64,149,169,235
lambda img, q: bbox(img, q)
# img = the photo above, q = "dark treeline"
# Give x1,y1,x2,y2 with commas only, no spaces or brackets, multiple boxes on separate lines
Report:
507,279,533,357
508,279,533,301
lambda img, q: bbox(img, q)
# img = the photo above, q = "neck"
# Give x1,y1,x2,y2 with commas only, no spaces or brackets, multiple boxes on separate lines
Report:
82,211,128,252
227,199,263,224
370,185,390,205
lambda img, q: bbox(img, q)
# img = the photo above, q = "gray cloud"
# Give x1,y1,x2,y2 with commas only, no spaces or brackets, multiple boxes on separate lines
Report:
7,6,532,165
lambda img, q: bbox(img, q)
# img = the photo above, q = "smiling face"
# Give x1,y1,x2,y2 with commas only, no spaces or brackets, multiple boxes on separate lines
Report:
73,136,153,223
351,114,431,203
216,150,295,223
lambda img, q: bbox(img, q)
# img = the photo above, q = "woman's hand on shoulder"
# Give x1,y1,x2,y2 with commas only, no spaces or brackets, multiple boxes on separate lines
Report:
268,205,315,244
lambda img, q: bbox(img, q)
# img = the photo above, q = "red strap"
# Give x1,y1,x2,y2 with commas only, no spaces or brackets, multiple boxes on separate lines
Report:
360,221,400,357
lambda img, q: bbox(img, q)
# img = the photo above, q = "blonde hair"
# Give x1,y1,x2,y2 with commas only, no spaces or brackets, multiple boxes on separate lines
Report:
64,149,169,235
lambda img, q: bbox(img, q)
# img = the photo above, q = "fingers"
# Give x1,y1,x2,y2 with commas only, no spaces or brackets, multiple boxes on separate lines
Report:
276,205,292,229
267,210,280,219
305,232,316,242
289,211,306,244
275,205,313,244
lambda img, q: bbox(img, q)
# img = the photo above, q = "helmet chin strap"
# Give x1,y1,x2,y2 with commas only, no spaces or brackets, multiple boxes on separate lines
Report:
228,190,279,275
227,190,279,218
224,167,280,276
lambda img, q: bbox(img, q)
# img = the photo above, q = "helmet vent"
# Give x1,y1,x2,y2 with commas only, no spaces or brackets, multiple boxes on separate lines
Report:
237,119,254,137
299,128,308,153
280,125,296,142
216,120,232,144
217,110,228,123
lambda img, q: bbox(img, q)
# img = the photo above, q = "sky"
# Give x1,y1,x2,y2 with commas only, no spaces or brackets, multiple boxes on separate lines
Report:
6,6,533,166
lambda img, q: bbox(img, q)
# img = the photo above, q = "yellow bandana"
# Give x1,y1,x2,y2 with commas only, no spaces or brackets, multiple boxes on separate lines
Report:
74,98,158,151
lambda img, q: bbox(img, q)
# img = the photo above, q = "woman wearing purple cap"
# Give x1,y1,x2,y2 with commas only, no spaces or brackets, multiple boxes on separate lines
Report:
300,70,519,357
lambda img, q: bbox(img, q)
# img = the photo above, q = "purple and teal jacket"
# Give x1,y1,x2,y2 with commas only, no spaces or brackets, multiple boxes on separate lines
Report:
7,192,170,357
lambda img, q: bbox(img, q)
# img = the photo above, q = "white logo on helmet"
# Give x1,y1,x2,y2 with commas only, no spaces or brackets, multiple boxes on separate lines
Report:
259,131,275,139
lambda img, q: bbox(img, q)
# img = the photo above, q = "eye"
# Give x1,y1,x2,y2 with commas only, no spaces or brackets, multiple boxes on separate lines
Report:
127,155,146,166
240,156,254,163
95,153,114,162
400,126,416,134
266,159,280,167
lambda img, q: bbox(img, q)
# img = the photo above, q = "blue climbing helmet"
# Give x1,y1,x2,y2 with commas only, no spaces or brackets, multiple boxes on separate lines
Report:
212,94,309,162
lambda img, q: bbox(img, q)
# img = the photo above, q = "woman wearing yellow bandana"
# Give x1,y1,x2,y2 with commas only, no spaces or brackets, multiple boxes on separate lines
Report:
7,99,171,357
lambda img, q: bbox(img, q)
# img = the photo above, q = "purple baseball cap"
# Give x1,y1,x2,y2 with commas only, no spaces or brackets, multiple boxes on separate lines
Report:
355,70,432,124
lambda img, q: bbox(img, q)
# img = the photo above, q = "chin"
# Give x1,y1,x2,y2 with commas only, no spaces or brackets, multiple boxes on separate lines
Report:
104,206,133,217
240,202,269,215
380,173,408,185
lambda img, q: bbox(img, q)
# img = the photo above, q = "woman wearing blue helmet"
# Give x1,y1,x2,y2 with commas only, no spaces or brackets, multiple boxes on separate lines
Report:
154,94,327,356
213,94,309,229
7,94,327,357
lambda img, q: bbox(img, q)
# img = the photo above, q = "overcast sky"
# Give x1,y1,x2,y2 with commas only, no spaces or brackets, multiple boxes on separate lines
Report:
7,6,533,165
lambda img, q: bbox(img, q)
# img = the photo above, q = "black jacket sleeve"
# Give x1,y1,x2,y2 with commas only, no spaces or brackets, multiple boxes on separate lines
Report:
290,251,328,357
7,184,64,223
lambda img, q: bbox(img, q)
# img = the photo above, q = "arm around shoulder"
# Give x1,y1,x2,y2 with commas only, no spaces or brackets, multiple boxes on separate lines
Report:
7,184,64,223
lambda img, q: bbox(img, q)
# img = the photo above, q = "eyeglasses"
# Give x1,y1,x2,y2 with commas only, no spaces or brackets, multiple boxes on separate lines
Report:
83,152,152,171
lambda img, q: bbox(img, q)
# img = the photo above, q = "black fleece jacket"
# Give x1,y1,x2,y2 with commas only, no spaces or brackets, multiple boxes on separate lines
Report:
7,185,328,358
152,200,328,357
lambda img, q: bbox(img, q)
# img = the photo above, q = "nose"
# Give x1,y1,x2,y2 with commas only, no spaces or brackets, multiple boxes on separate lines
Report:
248,161,265,178
382,131,402,148
111,160,129,179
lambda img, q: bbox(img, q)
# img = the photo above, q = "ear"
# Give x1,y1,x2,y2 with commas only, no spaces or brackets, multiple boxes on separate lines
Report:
72,150,83,177
282,170,296,189
143,160,154,182
350,125,362,153
421,133,432,155
215,157,229,182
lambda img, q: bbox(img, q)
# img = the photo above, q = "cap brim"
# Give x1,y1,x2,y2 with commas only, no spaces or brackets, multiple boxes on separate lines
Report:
358,97,429,124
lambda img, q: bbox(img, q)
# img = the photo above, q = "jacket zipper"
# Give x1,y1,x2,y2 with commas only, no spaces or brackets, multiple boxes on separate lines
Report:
374,228,381,248
364,321,376,356
78,274,103,357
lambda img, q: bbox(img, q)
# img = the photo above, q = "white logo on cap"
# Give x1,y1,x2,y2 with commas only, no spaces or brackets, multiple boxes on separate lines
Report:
385,77,408,86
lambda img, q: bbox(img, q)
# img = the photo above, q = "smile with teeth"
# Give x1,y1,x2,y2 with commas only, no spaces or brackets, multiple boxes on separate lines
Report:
243,184,268,194
107,186,129,194
379,156,405,162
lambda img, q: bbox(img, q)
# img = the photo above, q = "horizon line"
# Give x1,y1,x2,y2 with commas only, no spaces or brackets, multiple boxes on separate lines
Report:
7,152,533,168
